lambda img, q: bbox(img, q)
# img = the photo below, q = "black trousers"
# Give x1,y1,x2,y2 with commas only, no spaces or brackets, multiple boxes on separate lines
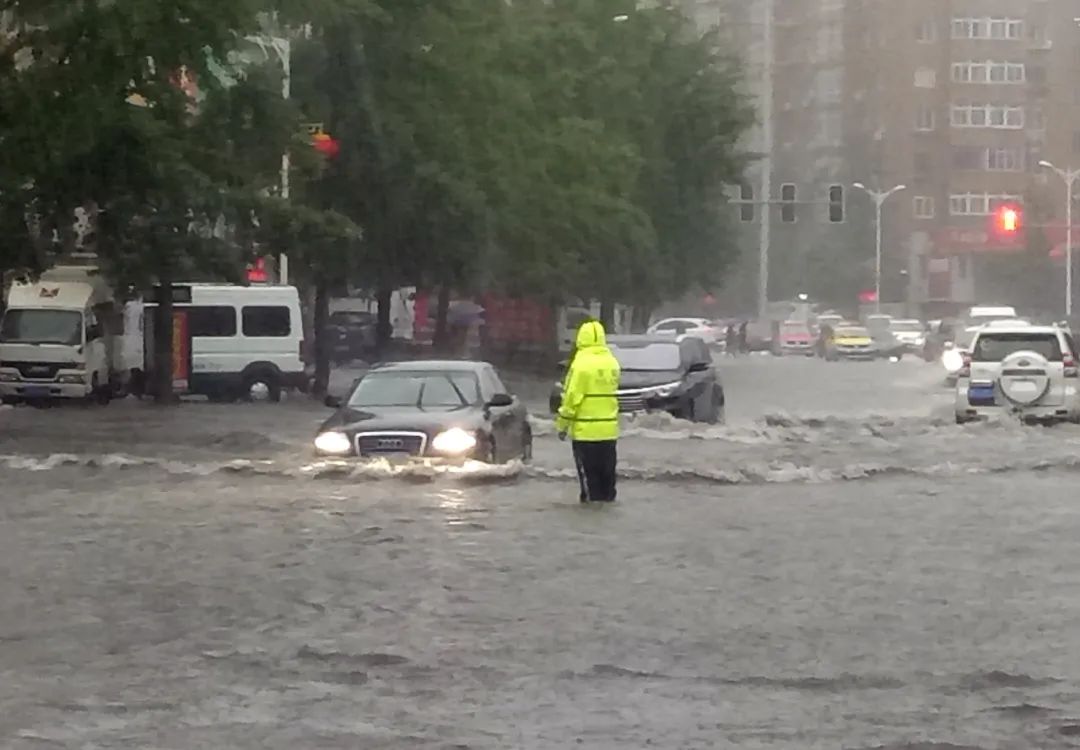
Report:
572,440,618,502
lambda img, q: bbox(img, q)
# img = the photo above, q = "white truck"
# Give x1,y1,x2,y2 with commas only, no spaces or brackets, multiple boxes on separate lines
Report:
0,266,137,403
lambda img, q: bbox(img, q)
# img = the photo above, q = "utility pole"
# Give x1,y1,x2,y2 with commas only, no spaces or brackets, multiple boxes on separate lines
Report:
853,183,906,314
756,0,773,320
1038,161,1079,318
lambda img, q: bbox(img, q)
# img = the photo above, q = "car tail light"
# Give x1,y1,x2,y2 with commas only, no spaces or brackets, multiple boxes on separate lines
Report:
1065,354,1078,378
959,353,971,379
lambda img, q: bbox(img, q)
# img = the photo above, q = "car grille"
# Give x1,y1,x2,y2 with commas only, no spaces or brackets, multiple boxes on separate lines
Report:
617,392,649,413
1,361,66,381
356,433,427,456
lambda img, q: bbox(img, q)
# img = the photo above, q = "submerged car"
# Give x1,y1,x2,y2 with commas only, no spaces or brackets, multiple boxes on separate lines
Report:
647,317,723,347
776,321,815,356
550,335,725,424
955,324,1080,424
823,325,876,361
315,360,532,462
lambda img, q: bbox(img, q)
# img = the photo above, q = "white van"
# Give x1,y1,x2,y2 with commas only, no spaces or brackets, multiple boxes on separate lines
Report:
0,266,133,403
143,284,308,402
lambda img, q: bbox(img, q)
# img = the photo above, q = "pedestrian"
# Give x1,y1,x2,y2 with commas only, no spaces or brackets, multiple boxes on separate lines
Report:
726,324,738,357
738,320,749,354
556,320,621,503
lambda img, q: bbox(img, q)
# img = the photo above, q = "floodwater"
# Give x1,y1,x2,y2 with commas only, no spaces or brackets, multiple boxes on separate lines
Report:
3,356,1080,749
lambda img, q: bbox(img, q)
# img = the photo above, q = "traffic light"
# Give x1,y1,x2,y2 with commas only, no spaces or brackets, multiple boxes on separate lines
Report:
989,203,1024,246
828,185,844,223
781,183,796,223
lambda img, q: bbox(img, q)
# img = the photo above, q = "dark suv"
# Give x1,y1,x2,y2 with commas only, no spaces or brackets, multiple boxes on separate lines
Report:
550,335,725,424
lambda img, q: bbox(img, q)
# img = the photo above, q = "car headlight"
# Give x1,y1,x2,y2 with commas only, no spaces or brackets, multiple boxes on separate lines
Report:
0,372,18,382
653,381,683,398
58,373,86,384
431,428,477,455
942,350,964,373
314,431,352,455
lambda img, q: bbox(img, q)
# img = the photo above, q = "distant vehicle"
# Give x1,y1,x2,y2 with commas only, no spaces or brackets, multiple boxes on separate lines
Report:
325,310,376,363
822,325,876,361
316,360,531,462
955,324,1080,424
0,266,137,404
550,335,725,424
744,319,776,352
942,324,985,384
776,320,815,356
647,317,723,347
888,319,927,353
142,284,308,402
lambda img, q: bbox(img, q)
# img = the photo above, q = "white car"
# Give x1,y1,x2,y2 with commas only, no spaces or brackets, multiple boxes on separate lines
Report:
955,324,1080,424
647,317,722,346
888,319,927,352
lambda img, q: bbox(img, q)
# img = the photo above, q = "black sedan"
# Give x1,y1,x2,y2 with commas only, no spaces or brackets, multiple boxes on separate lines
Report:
315,360,532,463
550,335,725,424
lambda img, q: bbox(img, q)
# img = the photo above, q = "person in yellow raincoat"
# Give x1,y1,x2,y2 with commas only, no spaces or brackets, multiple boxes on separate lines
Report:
556,320,621,502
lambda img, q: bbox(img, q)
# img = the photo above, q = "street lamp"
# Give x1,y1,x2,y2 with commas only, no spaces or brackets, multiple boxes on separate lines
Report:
853,182,906,314
245,33,292,285
1039,160,1080,317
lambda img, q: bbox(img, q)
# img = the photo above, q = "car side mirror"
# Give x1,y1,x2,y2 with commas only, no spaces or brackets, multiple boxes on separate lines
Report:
688,361,710,373
487,393,514,408
324,395,342,409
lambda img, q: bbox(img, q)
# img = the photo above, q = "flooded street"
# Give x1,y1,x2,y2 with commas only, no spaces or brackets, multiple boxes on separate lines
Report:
4,357,1080,748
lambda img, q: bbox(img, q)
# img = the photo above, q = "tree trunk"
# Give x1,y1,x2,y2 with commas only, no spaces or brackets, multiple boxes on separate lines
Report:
433,285,452,354
632,305,652,333
152,272,175,405
599,299,615,331
312,277,331,398
375,283,393,355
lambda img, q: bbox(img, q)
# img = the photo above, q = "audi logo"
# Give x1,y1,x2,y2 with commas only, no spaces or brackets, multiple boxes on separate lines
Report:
377,438,405,450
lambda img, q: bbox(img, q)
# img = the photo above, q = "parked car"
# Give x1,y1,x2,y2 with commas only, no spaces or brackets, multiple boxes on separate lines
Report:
550,335,725,424
325,310,377,363
955,324,1080,424
647,317,723,347
315,360,532,462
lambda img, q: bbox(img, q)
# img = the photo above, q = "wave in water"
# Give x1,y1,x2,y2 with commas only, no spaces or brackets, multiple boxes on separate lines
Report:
7,451,1080,486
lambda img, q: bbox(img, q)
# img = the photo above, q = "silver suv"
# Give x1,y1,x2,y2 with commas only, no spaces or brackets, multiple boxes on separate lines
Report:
955,324,1080,424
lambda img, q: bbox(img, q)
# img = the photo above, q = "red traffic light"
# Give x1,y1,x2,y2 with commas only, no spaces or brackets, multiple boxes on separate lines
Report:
312,132,340,159
995,204,1021,234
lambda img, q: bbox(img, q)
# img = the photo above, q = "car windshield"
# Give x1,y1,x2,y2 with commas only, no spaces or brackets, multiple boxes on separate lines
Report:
835,327,869,338
610,342,681,371
972,333,1063,362
348,371,480,408
0,309,83,345
781,323,809,333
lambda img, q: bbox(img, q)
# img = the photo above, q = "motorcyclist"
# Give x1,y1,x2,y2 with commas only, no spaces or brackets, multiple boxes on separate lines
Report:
556,320,621,502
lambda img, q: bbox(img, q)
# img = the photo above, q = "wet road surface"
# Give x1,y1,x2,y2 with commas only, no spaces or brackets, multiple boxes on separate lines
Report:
3,356,1080,748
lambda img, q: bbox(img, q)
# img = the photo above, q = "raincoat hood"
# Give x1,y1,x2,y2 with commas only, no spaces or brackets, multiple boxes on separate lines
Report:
575,320,608,349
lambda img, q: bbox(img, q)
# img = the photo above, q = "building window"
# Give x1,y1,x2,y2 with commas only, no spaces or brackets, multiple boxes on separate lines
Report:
915,105,936,131
914,68,936,88
987,148,1023,171
242,306,292,337
949,193,1023,216
916,20,936,42
738,183,754,223
913,196,936,219
951,61,1025,84
952,18,1023,40
950,103,1024,130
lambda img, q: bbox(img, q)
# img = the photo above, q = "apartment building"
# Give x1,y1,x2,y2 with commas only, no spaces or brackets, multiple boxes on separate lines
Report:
690,0,1080,316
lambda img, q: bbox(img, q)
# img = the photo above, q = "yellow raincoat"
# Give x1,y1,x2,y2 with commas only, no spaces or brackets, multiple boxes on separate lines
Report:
555,320,621,441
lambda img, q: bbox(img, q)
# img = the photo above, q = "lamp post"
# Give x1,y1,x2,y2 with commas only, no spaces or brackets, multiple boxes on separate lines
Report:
853,182,907,314
245,33,292,285
1038,160,1079,318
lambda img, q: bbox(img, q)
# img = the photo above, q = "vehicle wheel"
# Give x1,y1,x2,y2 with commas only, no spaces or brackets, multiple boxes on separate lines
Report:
485,437,499,464
955,414,973,425
698,387,724,425
243,371,282,403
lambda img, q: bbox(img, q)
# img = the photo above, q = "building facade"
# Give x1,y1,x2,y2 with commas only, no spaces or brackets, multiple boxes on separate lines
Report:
688,0,1080,317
